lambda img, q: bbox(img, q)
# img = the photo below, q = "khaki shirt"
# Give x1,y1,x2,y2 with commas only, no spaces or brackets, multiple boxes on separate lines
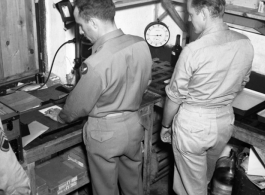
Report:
166,23,254,107
0,120,31,195
60,29,152,122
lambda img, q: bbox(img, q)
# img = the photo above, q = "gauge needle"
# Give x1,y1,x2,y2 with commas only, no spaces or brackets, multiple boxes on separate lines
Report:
149,34,162,36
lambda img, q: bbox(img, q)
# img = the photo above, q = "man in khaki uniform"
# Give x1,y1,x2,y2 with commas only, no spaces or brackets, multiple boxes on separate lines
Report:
45,0,152,195
0,119,31,195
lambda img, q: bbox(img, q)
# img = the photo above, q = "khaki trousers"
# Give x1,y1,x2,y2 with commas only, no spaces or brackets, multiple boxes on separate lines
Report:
172,104,234,195
83,112,144,195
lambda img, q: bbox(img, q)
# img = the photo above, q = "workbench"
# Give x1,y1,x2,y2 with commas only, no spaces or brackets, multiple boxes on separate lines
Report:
233,121,265,151
21,60,265,195
22,90,161,195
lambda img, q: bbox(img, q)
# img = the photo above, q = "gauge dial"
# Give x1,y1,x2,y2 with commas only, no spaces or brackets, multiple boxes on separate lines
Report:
144,21,170,47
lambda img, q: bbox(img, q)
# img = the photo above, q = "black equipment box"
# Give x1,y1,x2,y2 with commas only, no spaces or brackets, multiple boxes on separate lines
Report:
0,102,23,163
232,153,265,195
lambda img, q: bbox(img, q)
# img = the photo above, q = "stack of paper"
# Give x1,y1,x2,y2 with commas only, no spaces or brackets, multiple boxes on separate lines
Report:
22,121,49,147
245,147,265,189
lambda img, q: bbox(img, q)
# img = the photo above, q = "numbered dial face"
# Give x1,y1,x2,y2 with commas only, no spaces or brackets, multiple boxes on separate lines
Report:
145,22,170,47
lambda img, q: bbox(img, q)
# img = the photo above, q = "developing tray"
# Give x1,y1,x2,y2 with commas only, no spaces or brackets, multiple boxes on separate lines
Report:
258,109,265,124
232,88,265,116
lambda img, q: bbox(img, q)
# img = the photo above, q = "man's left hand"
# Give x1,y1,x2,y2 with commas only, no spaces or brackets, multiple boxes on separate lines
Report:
160,126,172,144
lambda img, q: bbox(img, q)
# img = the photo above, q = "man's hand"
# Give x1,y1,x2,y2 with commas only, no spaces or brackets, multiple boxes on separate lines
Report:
160,126,172,144
44,108,65,124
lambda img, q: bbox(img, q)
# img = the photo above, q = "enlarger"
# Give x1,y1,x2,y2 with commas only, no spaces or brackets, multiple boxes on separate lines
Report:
0,0,92,162
0,0,99,193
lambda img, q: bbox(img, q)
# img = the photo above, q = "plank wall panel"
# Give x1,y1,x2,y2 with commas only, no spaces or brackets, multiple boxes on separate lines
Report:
17,0,30,74
0,0,19,77
0,0,38,84
24,0,39,74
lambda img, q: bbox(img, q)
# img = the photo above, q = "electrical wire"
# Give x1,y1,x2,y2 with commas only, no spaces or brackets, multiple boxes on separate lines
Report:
35,38,76,90
5,37,93,96
8,38,76,94
9,39,76,94
13,83,33,92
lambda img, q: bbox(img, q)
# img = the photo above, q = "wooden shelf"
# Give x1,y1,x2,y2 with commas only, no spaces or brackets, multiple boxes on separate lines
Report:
226,4,265,21
114,0,264,24
114,0,186,9
172,0,265,22
172,0,185,3
115,0,159,9
114,0,185,9
171,0,265,34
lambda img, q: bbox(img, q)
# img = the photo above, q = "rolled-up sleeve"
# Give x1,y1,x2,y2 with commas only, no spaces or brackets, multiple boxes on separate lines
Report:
59,64,102,123
166,47,193,104
240,42,254,90
242,65,252,87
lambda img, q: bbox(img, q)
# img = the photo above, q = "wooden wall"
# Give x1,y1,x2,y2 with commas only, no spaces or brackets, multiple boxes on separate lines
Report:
0,0,39,86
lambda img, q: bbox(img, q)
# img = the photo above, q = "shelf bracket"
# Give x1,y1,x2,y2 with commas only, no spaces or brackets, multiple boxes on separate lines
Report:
157,8,172,22
161,0,186,32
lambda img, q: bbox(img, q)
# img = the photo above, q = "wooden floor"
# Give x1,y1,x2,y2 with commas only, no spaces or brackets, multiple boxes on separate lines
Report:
74,172,175,195
150,173,176,195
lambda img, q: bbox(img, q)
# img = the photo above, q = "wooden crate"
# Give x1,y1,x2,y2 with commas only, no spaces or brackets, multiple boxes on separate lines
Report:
148,60,174,96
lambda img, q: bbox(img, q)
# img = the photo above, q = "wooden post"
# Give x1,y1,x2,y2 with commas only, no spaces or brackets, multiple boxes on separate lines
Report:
27,162,36,195
143,104,155,195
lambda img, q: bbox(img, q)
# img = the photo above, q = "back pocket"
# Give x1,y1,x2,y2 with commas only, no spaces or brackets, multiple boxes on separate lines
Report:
90,131,114,143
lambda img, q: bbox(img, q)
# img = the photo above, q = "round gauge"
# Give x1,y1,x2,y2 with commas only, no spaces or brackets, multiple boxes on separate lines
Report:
144,20,170,47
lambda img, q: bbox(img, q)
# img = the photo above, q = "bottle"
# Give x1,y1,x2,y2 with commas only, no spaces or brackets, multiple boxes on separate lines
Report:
39,72,45,83
211,150,236,195
186,36,190,45
170,34,182,67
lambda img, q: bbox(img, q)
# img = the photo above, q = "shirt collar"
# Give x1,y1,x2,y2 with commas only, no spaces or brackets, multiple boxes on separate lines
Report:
198,22,229,39
92,29,124,54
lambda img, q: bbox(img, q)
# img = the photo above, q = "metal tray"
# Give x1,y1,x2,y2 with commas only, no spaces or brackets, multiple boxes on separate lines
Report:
232,88,265,116
258,109,265,124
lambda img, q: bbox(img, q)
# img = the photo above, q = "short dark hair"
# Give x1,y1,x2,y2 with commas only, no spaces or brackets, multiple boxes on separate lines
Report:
191,0,226,18
75,0,115,22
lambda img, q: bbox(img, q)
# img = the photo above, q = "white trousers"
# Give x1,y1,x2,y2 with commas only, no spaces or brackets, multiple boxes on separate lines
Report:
172,104,234,195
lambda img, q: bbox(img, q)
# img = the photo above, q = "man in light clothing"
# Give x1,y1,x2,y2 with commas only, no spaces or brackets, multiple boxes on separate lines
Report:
160,0,254,194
